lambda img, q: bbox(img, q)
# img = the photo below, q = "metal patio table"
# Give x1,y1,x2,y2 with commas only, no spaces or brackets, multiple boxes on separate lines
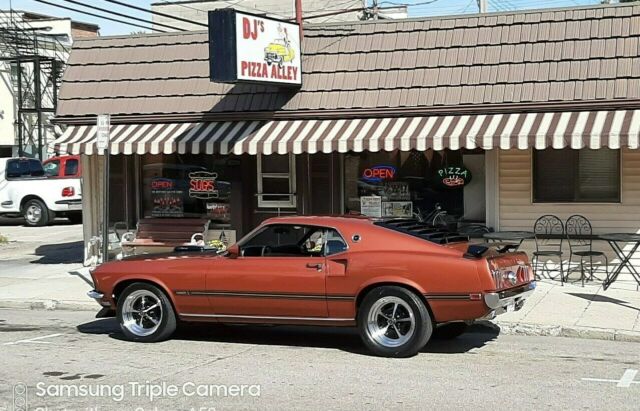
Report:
482,231,535,251
600,233,640,291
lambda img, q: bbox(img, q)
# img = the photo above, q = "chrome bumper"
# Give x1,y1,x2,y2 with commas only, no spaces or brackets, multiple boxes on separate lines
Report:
87,290,110,307
482,281,536,319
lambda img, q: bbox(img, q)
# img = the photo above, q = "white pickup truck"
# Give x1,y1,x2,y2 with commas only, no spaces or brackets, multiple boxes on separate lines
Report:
0,157,82,226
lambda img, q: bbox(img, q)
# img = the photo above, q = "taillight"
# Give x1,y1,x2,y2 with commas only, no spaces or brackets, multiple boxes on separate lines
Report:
488,256,533,289
62,187,75,197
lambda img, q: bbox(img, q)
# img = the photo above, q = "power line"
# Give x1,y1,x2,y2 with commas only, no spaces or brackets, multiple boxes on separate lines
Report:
32,0,165,32
102,0,208,28
59,0,186,32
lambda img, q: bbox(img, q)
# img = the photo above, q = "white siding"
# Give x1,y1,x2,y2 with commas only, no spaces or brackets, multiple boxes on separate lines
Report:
498,148,640,234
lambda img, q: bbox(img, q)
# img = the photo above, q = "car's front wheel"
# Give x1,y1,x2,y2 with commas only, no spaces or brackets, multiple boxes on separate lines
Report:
117,283,176,342
357,286,433,357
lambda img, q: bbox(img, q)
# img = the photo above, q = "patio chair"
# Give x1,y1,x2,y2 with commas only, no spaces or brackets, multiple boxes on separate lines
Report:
565,215,608,287
532,215,565,283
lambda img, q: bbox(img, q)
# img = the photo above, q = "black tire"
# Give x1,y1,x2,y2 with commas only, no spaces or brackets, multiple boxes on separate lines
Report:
68,212,83,225
357,286,433,358
23,199,51,227
116,282,177,343
433,322,468,340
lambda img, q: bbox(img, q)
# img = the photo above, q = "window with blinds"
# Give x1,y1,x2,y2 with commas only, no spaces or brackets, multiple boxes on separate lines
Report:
533,149,620,203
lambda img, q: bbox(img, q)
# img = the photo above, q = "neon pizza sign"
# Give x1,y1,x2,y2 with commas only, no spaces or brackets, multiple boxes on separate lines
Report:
436,166,472,188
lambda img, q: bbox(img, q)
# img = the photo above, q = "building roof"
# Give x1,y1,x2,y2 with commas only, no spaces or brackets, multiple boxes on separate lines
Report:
56,3,640,123
18,11,100,31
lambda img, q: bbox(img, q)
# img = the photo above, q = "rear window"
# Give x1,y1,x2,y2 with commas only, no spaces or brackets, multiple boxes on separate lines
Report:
374,219,468,245
6,159,45,179
64,159,79,176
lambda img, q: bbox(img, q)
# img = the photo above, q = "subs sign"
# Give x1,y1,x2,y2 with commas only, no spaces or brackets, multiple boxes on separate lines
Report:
209,9,301,86
189,171,219,200
436,166,472,188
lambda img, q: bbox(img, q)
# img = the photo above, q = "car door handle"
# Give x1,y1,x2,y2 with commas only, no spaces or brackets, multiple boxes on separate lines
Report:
306,263,323,270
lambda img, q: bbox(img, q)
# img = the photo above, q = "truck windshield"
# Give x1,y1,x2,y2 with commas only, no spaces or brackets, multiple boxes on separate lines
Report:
6,159,45,179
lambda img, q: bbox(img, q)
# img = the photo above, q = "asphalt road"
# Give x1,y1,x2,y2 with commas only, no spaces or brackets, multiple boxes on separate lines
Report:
0,309,638,411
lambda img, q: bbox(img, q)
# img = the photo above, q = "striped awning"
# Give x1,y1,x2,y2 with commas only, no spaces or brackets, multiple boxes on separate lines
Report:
53,110,640,155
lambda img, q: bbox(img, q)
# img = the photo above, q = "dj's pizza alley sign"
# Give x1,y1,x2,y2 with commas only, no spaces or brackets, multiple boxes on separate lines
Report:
209,9,302,87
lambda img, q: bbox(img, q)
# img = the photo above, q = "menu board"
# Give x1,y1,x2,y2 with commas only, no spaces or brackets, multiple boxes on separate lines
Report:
151,178,184,217
207,202,231,223
360,196,382,218
383,201,413,218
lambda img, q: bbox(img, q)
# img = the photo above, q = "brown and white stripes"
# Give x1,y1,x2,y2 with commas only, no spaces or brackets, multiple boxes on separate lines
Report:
53,110,640,156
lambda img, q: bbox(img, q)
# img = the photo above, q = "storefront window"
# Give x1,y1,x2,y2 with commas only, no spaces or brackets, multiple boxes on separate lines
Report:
533,148,620,203
344,149,473,219
257,154,296,208
141,154,232,224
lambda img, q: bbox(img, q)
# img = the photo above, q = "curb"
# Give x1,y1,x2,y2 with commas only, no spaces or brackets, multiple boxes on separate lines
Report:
482,320,640,343
0,299,98,312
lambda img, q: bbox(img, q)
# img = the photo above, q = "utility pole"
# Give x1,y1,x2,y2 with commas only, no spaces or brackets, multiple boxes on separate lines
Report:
477,0,487,13
295,0,303,35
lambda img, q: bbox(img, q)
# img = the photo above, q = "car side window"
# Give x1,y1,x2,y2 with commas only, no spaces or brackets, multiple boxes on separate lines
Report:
6,159,28,179
6,159,43,179
64,159,79,176
43,160,60,177
325,229,348,256
28,159,44,177
240,224,324,258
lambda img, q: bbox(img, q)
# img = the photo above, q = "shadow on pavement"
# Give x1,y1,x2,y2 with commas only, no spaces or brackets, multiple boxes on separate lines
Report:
0,217,77,226
567,292,639,311
77,318,500,357
32,241,83,264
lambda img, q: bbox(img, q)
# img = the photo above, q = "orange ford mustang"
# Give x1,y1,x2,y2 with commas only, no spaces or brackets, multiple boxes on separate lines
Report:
88,216,535,357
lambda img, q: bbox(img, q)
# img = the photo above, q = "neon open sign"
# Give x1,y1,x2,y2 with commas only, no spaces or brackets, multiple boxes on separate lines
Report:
362,165,397,183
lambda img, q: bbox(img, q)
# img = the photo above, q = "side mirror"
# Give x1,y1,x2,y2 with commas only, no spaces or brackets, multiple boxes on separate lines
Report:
227,244,240,259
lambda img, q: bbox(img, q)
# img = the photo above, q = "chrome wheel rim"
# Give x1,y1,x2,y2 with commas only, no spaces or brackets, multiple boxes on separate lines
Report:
366,296,416,348
26,205,42,223
121,290,162,337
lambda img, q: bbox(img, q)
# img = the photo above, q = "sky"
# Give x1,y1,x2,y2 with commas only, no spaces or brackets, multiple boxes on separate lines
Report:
7,0,604,36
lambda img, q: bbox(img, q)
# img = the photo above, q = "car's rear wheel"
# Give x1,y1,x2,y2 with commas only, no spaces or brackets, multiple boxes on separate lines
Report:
23,199,50,227
357,286,432,358
434,322,469,339
117,283,176,342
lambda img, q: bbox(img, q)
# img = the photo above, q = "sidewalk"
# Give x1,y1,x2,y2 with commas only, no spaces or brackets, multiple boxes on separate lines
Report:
493,278,640,342
0,261,95,311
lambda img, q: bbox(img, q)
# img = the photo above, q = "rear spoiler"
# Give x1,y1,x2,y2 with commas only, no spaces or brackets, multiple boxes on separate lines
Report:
464,242,519,259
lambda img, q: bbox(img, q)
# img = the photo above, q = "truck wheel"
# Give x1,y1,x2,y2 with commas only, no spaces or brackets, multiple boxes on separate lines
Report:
357,286,433,358
23,199,50,227
117,282,176,343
